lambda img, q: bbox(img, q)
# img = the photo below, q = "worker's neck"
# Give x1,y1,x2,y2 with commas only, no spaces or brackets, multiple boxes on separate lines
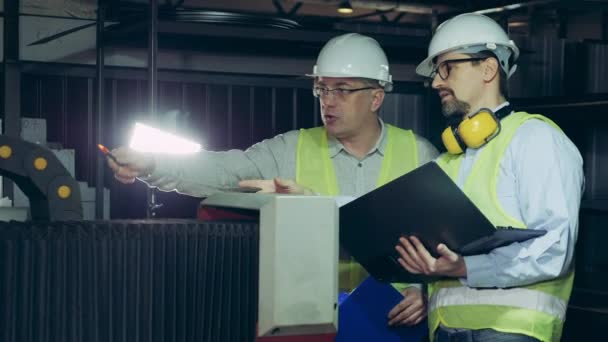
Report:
464,92,506,118
338,120,381,160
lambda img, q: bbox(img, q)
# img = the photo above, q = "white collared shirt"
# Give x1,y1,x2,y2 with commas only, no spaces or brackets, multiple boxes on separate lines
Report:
456,102,584,288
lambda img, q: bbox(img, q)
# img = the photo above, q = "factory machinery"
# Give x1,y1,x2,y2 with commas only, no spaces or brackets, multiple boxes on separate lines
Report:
1,135,602,341
0,136,339,342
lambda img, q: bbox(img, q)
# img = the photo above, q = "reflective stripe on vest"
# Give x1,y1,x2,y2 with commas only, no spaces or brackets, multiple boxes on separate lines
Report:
296,124,418,291
430,286,567,322
433,112,573,342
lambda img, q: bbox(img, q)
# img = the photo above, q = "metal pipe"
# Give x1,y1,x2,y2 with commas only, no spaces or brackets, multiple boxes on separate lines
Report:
147,0,159,219
293,0,454,15
148,0,158,118
436,0,559,20
3,0,20,201
472,0,559,15
3,0,20,107
291,0,561,17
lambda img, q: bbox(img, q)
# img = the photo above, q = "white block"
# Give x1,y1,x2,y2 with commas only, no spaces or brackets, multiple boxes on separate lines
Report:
258,196,339,337
0,197,12,207
13,186,29,207
80,182,111,219
0,207,29,222
0,117,48,145
52,149,75,177
20,117,47,145
201,193,340,337
79,181,95,202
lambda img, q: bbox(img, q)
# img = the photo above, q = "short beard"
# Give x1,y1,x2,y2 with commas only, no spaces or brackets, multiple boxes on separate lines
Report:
442,97,470,118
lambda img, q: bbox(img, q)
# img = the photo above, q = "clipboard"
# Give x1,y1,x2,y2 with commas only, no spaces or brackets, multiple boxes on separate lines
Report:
339,162,545,283
336,276,428,342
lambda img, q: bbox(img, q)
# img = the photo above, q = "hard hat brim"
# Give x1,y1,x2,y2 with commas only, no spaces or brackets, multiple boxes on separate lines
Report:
305,73,393,92
416,43,520,78
416,56,435,78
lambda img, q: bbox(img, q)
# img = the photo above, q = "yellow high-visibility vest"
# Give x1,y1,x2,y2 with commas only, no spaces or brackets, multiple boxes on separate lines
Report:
296,124,419,292
434,112,574,342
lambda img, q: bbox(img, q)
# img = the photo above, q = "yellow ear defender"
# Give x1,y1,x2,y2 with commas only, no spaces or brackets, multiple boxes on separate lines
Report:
441,106,512,154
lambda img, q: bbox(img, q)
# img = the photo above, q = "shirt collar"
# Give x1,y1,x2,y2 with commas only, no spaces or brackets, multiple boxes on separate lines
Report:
327,118,388,158
494,101,511,112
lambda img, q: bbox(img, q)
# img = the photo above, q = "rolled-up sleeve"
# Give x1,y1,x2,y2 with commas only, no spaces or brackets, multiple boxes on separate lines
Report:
141,130,300,197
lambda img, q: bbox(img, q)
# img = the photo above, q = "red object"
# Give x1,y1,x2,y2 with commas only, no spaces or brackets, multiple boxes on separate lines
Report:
198,206,258,221
97,144,111,155
97,143,123,166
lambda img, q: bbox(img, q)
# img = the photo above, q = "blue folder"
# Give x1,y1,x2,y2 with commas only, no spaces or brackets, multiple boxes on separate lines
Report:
336,276,428,342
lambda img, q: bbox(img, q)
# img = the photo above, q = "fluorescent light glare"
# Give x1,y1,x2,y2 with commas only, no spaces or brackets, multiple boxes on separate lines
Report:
337,1,353,14
129,122,202,154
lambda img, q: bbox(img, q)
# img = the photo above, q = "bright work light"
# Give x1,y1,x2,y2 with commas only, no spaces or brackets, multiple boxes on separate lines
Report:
129,122,201,154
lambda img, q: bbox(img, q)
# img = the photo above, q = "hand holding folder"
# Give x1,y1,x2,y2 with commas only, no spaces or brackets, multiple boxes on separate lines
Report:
336,277,428,342
395,235,468,279
339,162,545,283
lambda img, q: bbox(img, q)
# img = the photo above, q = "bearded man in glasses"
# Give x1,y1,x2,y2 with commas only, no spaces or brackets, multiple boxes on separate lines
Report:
109,33,438,327
394,13,584,342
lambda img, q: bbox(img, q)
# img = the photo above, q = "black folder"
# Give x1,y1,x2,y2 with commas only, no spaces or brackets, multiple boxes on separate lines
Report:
339,162,545,283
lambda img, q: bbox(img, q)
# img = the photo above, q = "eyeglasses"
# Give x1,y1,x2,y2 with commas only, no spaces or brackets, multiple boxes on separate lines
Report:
312,86,375,99
430,57,488,80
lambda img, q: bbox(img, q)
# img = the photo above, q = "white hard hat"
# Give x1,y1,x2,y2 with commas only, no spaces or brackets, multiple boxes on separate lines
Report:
308,33,393,92
416,13,520,79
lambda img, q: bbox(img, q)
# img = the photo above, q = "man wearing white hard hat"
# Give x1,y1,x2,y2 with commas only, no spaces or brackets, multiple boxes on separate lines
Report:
108,33,438,326
394,13,584,342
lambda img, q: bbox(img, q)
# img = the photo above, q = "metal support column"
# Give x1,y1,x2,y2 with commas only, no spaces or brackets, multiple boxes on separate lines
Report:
603,11,608,41
2,0,21,200
146,0,161,218
148,0,158,117
95,0,107,219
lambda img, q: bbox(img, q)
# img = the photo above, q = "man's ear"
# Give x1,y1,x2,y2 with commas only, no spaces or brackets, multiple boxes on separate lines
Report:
371,89,385,112
483,58,500,82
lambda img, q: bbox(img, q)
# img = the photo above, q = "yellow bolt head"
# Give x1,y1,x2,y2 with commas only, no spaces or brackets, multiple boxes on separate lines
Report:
57,185,71,199
34,157,48,171
0,145,12,159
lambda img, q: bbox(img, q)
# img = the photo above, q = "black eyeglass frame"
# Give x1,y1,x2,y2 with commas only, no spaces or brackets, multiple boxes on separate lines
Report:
312,86,376,98
430,57,489,80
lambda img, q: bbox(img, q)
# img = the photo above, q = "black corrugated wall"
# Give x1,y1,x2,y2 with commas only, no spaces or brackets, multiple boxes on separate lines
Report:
19,70,431,219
